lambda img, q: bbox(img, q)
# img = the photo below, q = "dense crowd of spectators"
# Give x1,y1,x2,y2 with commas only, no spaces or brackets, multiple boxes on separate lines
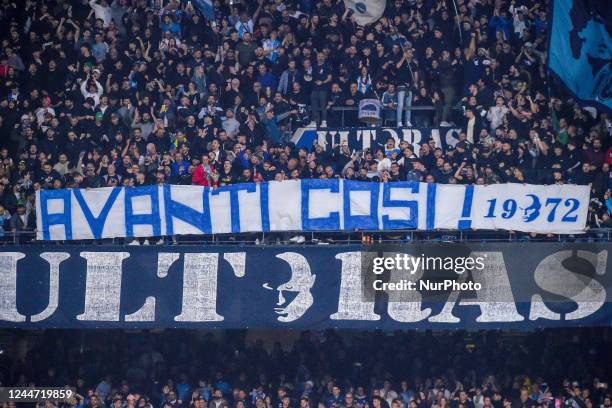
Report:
0,0,611,238
1,329,611,408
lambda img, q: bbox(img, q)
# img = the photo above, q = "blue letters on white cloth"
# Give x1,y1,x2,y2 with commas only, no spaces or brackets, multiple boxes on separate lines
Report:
36,181,590,241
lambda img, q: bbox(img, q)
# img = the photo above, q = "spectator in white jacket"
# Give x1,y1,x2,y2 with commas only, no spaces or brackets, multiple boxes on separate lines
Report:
35,96,55,127
89,0,112,27
486,96,509,132
80,74,104,107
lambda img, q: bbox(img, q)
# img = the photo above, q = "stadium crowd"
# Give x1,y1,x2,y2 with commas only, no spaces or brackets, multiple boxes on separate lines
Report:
0,0,611,238
1,329,611,408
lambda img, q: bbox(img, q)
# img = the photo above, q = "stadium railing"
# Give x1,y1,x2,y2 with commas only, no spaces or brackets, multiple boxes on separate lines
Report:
4,229,611,245
284,106,450,133
327,106,443,128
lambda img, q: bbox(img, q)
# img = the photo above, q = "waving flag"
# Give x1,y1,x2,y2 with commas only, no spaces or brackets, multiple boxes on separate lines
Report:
549,0,611,111
343,0,386,25
192,0,215,21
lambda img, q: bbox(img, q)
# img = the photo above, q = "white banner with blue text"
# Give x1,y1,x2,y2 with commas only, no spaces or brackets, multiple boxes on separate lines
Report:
36,181,590,240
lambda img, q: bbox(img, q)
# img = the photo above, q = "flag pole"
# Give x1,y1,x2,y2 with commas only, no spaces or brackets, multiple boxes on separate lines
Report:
451,0,463,44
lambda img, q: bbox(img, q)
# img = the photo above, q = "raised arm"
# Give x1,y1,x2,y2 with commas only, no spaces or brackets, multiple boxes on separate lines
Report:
253,0,264,23
94,79,103,97
143,41,152,63
105,73,113,93
56,17,65,37
535,135,548,155
465,32,477,61
526,95,538,114
395,52,406,70
121,139,130,158
66,19,81,44
80,75,89,97
88,0,100,11
131,109,140,127
150,106,157,122
508,100,521,119
454,162,466,180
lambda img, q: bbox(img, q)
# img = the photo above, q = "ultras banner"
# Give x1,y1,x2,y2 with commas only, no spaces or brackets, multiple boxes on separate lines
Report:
290,126,462,154
1,244,611,329
36,181,590,241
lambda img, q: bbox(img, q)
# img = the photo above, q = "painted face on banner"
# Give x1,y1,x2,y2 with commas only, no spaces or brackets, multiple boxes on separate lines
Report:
570,13,611,101
551,0,612,105
263,253,316,322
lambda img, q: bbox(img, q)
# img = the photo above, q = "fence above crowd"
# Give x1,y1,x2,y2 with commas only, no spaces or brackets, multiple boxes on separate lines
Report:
328,106,444,128
4,228,612,245
283,106,459,135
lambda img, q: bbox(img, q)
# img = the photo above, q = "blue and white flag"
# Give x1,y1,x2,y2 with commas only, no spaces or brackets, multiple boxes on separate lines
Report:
192,0,215,21
344,0,386,25
549,0,612,111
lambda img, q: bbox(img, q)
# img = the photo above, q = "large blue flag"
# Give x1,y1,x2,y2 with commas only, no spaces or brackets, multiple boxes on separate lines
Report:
549,0,611,111
192,0,215,21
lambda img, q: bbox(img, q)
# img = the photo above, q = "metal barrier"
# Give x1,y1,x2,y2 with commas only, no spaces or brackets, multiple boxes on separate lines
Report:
325,106,442,128
284,105,449,135
4,229,611,246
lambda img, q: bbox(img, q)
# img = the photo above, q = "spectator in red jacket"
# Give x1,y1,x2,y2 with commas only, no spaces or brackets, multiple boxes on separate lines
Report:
604,146,612,165
192,155,218,187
